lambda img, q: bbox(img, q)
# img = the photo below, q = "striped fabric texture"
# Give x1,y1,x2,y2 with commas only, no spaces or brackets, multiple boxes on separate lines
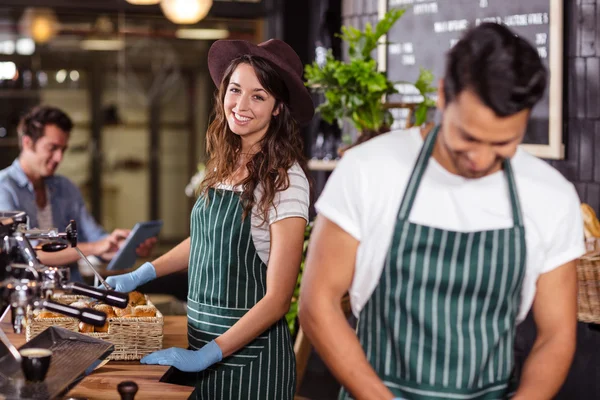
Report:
250,163,310,265
188,189,295,399
341,127,526,400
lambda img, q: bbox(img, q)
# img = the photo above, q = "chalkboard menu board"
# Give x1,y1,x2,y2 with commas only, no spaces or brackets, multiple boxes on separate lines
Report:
380,0,564,159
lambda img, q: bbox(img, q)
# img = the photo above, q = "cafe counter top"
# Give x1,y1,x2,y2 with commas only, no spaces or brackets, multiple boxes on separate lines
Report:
1,314,194,400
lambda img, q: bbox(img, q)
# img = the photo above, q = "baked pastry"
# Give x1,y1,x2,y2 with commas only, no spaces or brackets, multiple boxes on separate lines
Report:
69,301,90,309
113,305,133,318
37,310,63,319
128,291,146,307
582,203,600,238
132,305,156,317
78,322,95,333
95,322,109,333
94,304,116,318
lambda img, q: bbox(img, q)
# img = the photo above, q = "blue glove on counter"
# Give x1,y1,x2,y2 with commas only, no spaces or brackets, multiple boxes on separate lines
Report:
140,340,223,373
104,262,156,293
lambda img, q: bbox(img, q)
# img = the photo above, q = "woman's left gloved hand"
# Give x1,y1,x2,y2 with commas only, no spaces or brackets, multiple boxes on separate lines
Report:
140,340,223,372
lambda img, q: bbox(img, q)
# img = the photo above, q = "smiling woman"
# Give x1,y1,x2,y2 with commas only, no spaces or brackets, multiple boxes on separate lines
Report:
202,46,312,225
105,38,315,400
224,63,279,150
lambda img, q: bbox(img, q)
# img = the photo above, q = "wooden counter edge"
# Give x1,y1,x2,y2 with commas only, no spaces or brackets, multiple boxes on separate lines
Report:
1,313,194,399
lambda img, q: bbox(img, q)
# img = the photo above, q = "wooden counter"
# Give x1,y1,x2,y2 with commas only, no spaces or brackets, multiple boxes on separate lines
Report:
1,314,195,400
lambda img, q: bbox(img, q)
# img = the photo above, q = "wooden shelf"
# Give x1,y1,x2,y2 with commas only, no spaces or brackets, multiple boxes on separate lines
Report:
0,138,18,147
0,89,40,99
308,159,338,171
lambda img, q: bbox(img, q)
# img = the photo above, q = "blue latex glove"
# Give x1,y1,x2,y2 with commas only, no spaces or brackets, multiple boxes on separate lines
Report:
104,262,156,292
140,341,223,373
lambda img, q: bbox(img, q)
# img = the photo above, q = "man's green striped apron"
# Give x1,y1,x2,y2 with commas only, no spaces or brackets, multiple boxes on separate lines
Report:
341,126,526,399
187,188,295,399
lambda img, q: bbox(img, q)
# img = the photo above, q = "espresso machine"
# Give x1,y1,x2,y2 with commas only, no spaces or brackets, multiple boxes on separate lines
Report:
0,211,130,399
0,211,129,332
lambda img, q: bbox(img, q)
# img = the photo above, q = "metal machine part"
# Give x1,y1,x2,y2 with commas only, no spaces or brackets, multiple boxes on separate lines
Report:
0,213,128,335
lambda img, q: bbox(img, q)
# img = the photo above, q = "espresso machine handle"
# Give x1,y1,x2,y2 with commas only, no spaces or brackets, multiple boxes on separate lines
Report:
43,300,107,327
65,220,78,247
69,282,129,309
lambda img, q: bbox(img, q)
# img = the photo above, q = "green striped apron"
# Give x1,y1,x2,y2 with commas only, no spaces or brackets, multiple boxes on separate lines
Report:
187,188,295,399
341,126,526,400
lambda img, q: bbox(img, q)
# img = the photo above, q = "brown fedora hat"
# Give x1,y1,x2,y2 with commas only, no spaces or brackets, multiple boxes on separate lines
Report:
208,39,315,126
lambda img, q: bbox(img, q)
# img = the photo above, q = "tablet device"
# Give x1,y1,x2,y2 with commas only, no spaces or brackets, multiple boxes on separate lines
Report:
106,220,163,271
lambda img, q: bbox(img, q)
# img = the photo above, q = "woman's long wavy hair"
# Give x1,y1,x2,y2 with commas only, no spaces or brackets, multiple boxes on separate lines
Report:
200,54,311,224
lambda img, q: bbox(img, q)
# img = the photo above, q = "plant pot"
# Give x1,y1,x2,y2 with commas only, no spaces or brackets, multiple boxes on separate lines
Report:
338,125,391,156
410,106,437,128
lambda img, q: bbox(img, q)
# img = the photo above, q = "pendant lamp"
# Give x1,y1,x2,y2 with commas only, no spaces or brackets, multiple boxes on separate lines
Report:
160,0,213,24
125,0,160,5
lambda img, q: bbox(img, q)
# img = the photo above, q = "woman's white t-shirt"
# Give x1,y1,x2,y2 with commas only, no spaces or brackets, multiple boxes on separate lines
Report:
217,162,310,265
315,127,585,322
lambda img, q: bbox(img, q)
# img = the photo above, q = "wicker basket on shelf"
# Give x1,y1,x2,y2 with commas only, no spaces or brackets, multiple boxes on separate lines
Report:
578,204,600,323
577,250,600,323
25,294,163,361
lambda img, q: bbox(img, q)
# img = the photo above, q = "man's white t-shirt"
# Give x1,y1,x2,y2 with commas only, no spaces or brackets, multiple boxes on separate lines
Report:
315,127,585,322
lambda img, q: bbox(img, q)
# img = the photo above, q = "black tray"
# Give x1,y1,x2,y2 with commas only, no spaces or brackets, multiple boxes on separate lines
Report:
0,326,114,399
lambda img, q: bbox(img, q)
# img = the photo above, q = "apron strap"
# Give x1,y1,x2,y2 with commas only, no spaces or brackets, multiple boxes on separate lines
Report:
397,125,524,228
503,159,524,228
397,125,440,220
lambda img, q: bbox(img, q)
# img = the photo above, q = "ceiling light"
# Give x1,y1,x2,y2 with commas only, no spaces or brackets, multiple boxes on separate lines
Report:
55,69,67,83
16,38,36,55
0,41,15,55
160,0,213,24
19,8,60,44
80,39,125,51
125,0,160,4
0,62,17,81
175,28,229,40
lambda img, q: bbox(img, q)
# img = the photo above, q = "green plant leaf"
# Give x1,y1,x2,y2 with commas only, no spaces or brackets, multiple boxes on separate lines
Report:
414,103,429,126
414,68,436,96
305,9,410,133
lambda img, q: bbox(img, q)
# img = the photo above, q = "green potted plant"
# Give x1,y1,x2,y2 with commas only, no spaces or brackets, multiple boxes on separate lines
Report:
305,9,436,147
285,221,312,338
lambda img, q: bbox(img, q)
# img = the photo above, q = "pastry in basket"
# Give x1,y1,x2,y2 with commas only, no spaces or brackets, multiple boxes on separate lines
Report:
132,305,156,317
37,310,64,319
69,300,91,309
95,321,110,333
128,291,147,307
581,203,600,238
94,304,116,318
113,304,133,317
78,321,95,333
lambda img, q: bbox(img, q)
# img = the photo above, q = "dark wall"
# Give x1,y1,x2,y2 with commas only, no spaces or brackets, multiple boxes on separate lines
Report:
341,0,600,212
549,0,600,212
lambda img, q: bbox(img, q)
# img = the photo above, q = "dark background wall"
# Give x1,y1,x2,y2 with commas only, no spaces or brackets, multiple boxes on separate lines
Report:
551,0,600,213
340,0,600,212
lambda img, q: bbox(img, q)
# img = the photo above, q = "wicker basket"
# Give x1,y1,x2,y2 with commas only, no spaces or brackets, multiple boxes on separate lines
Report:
577,250,600,323
25,294,164,360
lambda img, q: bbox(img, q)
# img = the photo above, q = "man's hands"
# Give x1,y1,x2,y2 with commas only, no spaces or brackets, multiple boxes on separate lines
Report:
135,237,158,258
93,229,129,259
92,229,158,260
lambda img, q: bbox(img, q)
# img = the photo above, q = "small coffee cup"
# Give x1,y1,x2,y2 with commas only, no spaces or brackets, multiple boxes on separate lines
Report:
20,348,52,382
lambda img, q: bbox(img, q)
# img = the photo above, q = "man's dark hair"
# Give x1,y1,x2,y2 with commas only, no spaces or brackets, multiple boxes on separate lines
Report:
17,106,73,149
443,22,547,117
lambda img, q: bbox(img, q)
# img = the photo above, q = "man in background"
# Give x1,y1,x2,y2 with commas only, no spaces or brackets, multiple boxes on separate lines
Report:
0,105,155,282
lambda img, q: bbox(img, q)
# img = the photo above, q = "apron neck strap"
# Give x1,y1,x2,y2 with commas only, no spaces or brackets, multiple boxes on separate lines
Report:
397,125,524,228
